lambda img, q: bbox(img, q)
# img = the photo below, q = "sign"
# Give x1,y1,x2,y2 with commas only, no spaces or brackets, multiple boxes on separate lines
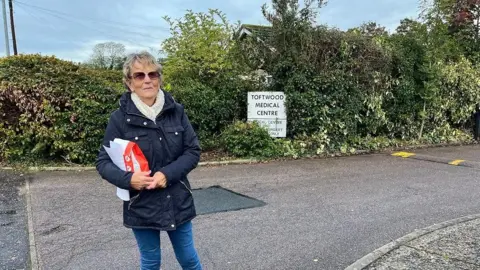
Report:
247,91,287,137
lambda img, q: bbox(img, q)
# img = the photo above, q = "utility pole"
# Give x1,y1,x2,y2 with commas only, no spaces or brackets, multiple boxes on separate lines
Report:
1,0,9,56
8,0,16,55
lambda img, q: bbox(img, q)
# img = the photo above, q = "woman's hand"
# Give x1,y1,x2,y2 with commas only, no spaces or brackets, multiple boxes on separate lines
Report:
146,172,167,190
130,171,154,190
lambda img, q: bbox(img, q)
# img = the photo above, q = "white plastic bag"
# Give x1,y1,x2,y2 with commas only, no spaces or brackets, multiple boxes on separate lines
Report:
103,138,150,201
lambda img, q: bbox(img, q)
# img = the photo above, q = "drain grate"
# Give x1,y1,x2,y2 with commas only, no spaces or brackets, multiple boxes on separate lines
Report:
192,186,266,215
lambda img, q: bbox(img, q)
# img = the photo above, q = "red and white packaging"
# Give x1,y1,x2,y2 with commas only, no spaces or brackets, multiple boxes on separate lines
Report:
103,138,150,201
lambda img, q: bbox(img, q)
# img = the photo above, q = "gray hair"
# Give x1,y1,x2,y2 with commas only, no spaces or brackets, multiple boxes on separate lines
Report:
122,51,163,86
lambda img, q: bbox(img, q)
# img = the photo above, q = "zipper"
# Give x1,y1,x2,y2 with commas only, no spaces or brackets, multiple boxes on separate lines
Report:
179,180,193,194
128,192,142,210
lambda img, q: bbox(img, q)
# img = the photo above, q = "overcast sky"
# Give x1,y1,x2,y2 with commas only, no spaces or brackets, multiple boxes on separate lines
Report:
0,0,421,63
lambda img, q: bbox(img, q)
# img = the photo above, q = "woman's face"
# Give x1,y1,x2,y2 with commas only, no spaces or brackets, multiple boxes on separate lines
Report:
127,60,160,104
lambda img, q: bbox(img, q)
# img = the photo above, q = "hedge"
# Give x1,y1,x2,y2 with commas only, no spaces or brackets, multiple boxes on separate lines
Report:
0,42,478,165
0,54,122,164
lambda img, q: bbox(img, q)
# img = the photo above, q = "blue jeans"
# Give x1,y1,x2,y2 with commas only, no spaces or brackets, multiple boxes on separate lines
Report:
132,221,202,270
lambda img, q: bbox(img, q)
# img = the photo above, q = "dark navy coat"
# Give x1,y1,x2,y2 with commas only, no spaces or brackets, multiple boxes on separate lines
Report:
96,90,201,231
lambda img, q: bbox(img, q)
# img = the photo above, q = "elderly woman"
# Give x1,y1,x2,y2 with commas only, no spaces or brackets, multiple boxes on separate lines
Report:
96,51,202,270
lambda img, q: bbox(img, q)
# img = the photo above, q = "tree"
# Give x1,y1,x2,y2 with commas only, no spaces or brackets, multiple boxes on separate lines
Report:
161,9,240,83
86,42,126,70
450,0,480,60
391,7,480,138
396,19,425,35
260,0,323,69
160,9,256,145
348,22,388,37
420,0,480,63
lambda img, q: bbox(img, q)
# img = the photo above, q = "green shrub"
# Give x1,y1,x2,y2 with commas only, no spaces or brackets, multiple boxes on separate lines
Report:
0,54,123,164
422,125,473,144
219,121,280,158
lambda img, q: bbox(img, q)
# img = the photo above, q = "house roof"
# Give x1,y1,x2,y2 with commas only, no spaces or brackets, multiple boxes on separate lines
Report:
238,24,272,41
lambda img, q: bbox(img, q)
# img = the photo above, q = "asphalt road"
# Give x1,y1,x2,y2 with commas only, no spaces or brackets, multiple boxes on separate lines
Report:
0,170,29,270
414,145,480,162
10,145,480,269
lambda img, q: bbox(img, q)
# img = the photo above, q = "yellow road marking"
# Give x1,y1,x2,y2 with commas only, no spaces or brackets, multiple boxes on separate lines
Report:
449,159,465,166
392,152,416,158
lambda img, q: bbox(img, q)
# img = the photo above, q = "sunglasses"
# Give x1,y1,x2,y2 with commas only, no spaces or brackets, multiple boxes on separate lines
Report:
130,72,160,81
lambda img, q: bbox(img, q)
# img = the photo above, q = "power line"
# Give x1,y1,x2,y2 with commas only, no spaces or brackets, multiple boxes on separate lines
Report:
14,1,164,43
14,0,170,31
15,4,159,48
10,1,170,59
13,5,82,46
14,3,58,32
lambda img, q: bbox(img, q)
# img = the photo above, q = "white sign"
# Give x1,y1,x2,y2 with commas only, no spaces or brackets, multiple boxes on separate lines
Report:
247,91,287,137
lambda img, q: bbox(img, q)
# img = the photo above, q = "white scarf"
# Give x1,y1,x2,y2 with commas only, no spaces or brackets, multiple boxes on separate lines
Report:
131,90,165,123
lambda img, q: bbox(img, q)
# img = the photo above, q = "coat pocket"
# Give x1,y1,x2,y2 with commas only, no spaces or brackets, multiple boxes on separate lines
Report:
164,125,185,153
175,180,194,214
179,180,193,195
